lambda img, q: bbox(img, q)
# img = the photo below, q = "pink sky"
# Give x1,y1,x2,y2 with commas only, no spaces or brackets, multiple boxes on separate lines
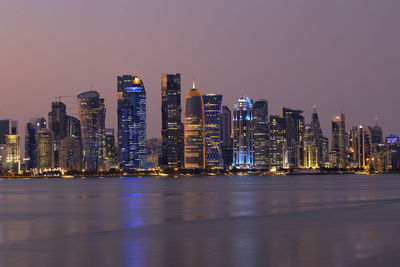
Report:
1,0,399,139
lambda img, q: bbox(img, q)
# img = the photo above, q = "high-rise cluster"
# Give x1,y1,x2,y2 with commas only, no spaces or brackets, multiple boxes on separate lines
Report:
1,72,399,174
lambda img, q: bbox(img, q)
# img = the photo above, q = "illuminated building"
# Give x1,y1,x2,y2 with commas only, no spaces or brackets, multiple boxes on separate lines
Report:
233,97,254,168
4,135,21,172
203,94,223,169
321,136,330,167
146,138,162,168
281,108,304,169
117,74,147,170
184,81,204,169
48,102,67,167
0,120,18,144
25,118,47,169
37,129,54,169
77,91,105,171
269,115,286,170
253,100,269,169
161,73,184,169
330,113,347,168
0,120,19,171
386,135,400,170
221,106,233,168
59,137,82,171
303,123,318,168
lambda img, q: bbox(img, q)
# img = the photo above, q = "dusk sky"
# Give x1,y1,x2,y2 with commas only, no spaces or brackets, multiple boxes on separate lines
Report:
1,0,399,139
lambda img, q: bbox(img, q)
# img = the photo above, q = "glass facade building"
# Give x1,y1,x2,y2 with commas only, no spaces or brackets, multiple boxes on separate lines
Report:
184,83,204,169
117,75,147,170
203,94,223,169
221,106,233,168
253,100,269,169
233,97,254,168
269,115,286,170
161,73,184,169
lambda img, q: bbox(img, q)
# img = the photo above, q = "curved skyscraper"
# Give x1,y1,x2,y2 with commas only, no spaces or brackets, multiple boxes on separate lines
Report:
184,81,204,169
77,91,105,171
233,97,254,168
117,74,147,170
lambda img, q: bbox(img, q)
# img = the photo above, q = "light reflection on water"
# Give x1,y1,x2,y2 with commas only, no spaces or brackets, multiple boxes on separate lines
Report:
1,175,400,266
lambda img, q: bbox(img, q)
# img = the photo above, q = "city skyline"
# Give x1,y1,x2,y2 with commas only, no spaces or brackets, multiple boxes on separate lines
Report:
1,0,400,139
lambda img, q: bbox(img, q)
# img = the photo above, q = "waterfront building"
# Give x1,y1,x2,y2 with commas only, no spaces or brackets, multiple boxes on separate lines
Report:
37,129,54,169
59,137,82,171
220,106,233,168
330,113,347,168
303,123,318,168
4,135,21,172
77,91,105,171
281,108,304,169
161,73,184,169
0,120,18,145
117,74,147,170
203,94,223,169
184,81,205,169
25,118,47,169
269,115,286,170
48,102,67,167
146,138,162,168
253,100,269,169
233,97,254,168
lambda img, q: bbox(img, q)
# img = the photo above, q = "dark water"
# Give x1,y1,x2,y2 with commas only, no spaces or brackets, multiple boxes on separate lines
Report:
1,175,400,267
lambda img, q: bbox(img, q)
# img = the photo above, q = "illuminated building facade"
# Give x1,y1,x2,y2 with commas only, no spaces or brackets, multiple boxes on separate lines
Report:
161,73,184,169
303,123,318,168
269,115,286,170
77,91,105,171
59,137,82,171
25,118,47,169
37,129,54,169
184,82,204,169
233,97,254,168
253,100,269,169
221,106,233,168
117,74,147,170
48,102,67,167
4,135,21,172
281,107,304,169
203,94,223,169
330,113,347,168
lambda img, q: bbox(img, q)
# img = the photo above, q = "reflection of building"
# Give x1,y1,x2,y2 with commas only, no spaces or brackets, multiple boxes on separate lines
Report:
269,115,286,170
221,106,233,168
203,94,223,169
184,81,204,169
330,113,347,168
37,129,54,169
253,100,269,169
233,97,254,168
281,108,304,169
77,91,105,171
161,73,184,169
117,74,147,170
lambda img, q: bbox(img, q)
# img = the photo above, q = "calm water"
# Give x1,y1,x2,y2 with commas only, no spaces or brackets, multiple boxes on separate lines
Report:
1,174,400,267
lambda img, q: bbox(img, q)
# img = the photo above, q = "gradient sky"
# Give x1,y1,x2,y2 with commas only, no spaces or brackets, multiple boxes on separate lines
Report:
1,0,399,140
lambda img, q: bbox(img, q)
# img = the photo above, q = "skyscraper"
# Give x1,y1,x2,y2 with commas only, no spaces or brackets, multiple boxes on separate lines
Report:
269,115,286,170
0,120,18,144
330,113,347,168
281,108,304,169
184,81,204,169
220,106,233,168
253,100,269,169
48,101,67,167
203,94,223,169
59,137,82,171
37,128,53,169
77,91,105,171
25,118,47,169
117,74,147,170
233,97,254,168
4,134,21,172
161,73,184,169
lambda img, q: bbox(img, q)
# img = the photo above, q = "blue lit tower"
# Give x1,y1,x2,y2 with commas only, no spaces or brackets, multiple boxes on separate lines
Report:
117,74,147,170
233,97,254,168
203,94,223,169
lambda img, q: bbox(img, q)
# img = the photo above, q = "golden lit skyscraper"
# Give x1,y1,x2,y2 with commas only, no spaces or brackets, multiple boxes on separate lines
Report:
330,113,347,168
37,129,54,169
184,81,204,169
5,135,21,172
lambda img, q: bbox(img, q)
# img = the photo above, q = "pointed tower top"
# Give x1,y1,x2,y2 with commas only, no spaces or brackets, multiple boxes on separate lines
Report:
136,72,139,77
192,75,196,89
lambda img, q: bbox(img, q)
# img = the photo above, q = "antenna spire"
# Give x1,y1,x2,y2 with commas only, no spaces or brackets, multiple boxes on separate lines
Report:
192,75,196,89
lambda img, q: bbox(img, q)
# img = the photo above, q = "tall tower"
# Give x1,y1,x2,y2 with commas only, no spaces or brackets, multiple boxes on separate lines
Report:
37,128,54,169
330,113,347,168
48,101,67,167
117,74,147,170
203,94,223,169
281,108,304,169
310,106,324,167
221,106,233,168
77,91,105,171
253,100,269,169
184,80,204,169
233,97,254,168
269,115,286,170
161,73,183,169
